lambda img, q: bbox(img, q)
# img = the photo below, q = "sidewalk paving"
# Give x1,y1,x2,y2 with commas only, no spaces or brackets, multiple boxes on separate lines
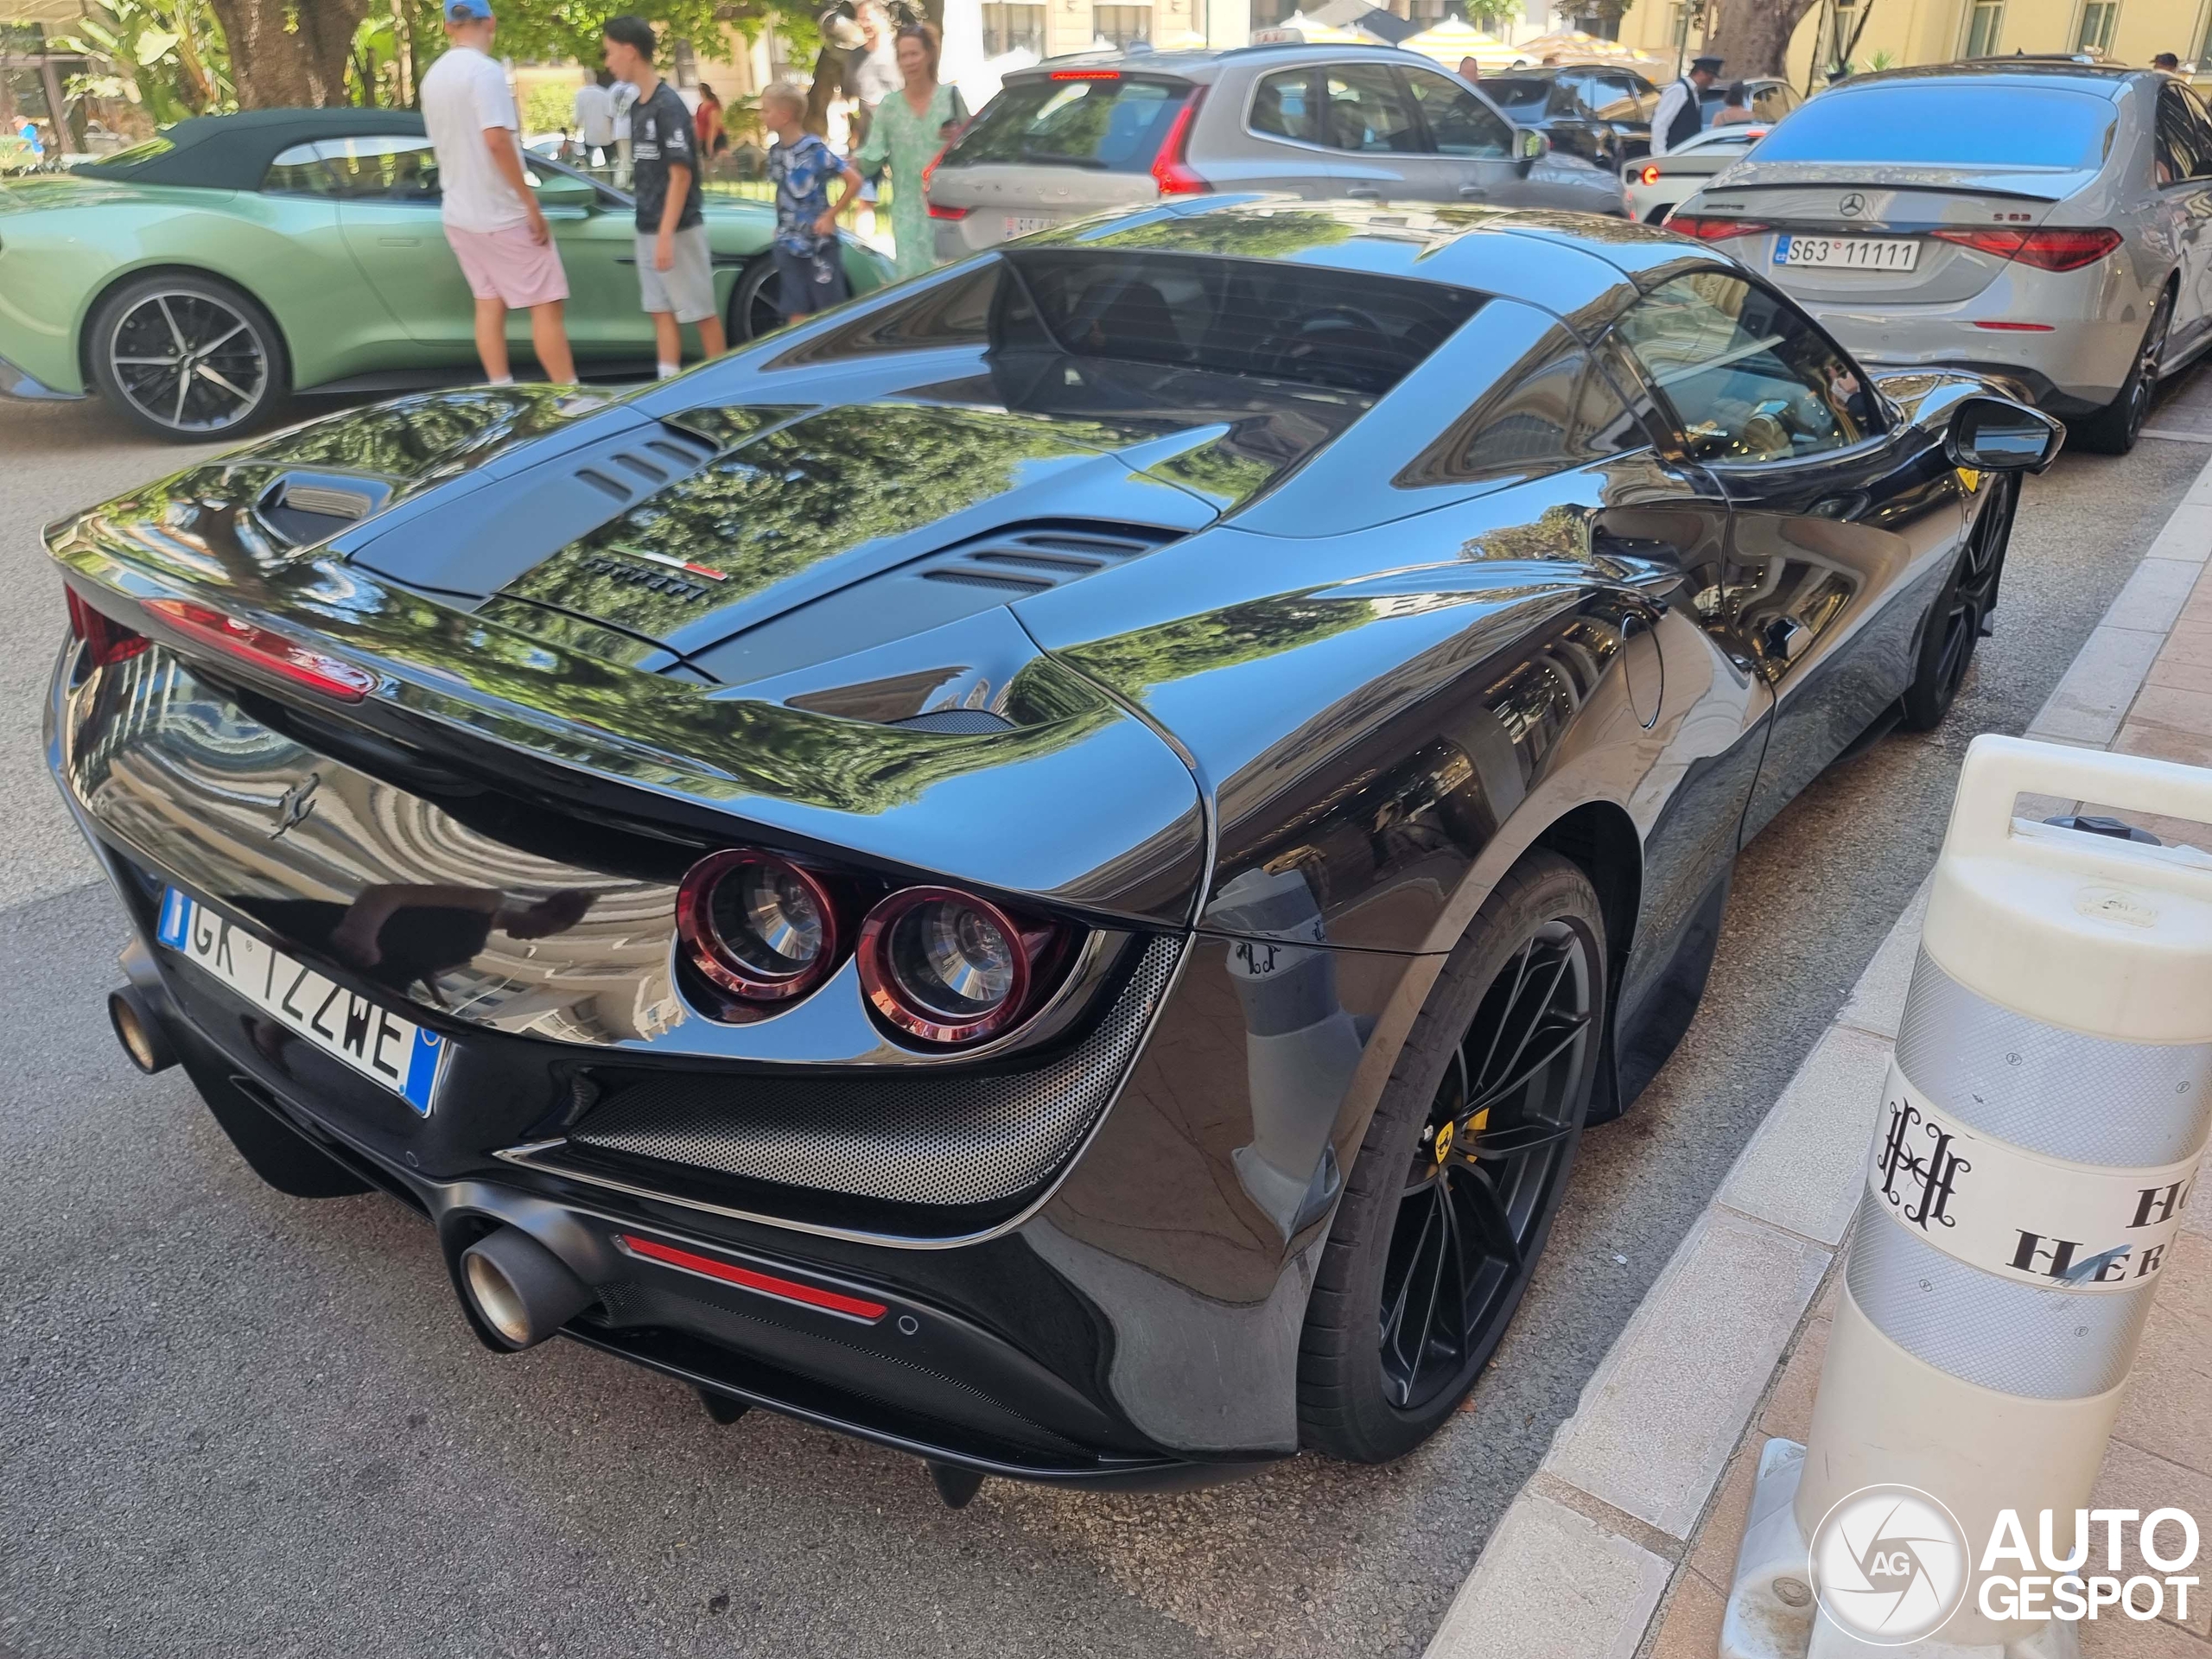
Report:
1427,431,2212,1659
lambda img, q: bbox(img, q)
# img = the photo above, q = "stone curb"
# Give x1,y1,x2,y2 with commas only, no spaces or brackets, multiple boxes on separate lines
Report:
1422,445,2212,1659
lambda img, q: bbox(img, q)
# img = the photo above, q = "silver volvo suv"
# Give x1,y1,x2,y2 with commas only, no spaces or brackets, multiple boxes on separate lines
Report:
925,42,1625,262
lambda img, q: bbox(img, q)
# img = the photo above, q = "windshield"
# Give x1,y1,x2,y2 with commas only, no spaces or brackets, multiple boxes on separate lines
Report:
1749,83,2116,168
1479,77,1552,117
941,75,1192,172
1001,250,1482,396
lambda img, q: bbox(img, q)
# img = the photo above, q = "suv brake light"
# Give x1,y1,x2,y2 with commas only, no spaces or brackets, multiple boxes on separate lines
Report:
143,597,378,702
1151,89,1208,196
65,588,149,670
1930,226,2121,272
921,144,968,220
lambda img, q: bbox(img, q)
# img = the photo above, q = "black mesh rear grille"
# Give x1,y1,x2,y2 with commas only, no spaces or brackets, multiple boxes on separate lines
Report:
566,934,1182,1208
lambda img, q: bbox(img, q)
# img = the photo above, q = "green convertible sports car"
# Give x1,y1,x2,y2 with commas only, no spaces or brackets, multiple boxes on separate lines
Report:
0,107,893,440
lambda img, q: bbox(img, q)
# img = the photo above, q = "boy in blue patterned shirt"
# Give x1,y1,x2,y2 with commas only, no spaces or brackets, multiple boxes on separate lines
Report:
761,84,861,322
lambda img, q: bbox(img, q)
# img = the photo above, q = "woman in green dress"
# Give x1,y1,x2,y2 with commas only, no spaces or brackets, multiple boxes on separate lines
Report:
852,24,969,281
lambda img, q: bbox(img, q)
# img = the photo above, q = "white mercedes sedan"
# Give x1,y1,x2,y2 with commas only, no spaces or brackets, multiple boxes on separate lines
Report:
1669,61,2212,454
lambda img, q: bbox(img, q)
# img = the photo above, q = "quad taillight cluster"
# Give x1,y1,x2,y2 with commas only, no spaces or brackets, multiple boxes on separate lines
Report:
676,848,1073,1046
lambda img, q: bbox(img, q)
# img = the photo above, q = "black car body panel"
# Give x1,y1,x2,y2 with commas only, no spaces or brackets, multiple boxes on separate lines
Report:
44,197,2038,1481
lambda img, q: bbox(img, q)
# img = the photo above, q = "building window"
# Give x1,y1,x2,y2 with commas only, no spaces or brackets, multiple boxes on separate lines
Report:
982,1,1047,54
1249,0,1297,24
1963,0,2003,55
1094,3,1151,46
2075,0,2117,52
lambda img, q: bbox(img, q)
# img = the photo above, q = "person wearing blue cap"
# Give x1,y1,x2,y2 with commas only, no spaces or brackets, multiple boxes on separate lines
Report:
419,0,575,385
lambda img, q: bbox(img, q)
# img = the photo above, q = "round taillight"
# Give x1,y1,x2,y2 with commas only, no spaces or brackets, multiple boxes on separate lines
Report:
1639,164,1662,186
677,849,839,1001
858,887,1038,1045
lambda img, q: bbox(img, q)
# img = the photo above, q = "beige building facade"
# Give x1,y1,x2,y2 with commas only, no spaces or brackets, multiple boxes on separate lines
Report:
1615,0,2205,88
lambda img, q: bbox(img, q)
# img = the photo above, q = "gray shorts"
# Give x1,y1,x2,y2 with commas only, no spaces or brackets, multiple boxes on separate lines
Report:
635,224,715,324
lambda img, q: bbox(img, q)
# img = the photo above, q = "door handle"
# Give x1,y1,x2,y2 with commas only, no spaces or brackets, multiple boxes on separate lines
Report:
1345,187,1382,200
377,237,422,247
1459,186,1488,200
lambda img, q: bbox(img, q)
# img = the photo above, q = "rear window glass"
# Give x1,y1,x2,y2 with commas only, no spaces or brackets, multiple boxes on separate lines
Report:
1004,250,1486,400
1479,77,1552,117
941,75,1191,172
1749,83,2116,169
1001,250,1482,396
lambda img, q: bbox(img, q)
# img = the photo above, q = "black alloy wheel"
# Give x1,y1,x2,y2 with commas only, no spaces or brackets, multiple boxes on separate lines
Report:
1900,472,2018,731
730,256,786,342
1300,851,1607,1463
2075,286,2173,456
89,274,286,440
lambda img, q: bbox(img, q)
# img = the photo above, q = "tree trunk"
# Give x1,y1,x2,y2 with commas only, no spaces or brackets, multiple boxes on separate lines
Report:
394,0,416,107
206,0,371,106
1701,0,1819,79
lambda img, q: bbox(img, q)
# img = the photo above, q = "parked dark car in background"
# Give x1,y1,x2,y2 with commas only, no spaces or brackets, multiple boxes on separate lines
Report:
1480,66,1800,165
48,197,2058,1496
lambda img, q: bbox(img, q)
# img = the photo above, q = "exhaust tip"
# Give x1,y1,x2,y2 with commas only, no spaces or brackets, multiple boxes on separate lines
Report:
458,1227,595,1351
108,985,176,1075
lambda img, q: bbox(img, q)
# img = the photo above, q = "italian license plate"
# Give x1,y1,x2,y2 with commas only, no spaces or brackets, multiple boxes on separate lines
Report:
156,887,443,1116
1774,233,1919,271
1002,213,1058,238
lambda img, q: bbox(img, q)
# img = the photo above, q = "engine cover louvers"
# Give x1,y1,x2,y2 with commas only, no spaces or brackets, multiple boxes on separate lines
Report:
917,524,1182,595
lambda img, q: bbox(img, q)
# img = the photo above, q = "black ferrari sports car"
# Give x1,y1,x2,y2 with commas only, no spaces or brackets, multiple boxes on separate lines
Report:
45,198,2058,1497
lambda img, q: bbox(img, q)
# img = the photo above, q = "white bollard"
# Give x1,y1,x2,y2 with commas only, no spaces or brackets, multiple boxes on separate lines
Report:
1722,734,2212,1659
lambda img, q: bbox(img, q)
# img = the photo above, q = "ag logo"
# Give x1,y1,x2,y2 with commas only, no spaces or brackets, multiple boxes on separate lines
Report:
1839,192,1868,218
1808,1484,1968,1644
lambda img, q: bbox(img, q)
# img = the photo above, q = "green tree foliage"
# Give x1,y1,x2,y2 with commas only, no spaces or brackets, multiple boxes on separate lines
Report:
53,0,232,122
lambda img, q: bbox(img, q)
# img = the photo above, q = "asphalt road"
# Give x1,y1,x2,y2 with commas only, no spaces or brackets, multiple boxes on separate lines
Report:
2,385,2207,1659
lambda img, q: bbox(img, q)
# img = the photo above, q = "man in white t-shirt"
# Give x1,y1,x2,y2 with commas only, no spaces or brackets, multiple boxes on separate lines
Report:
572,67,617,167
420,0,575,385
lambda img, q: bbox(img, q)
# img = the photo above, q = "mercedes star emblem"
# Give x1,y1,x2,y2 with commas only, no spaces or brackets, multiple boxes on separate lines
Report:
1839,192,1867,218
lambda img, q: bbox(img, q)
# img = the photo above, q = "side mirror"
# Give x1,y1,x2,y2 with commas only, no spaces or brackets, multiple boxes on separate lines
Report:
1517,128,1549,162
1945,394,2063,474
532,173,596,211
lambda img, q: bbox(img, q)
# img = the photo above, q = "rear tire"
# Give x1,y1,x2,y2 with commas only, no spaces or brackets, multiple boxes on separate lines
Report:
2071,287,2172,456
1900,473,2017,731
179,1052,370,1198
1298,851,1606,1463
728,255,784,342
86,271,289,442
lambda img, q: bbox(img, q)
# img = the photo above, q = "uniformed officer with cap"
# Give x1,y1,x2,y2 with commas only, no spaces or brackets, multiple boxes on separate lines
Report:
1651,54,1724,155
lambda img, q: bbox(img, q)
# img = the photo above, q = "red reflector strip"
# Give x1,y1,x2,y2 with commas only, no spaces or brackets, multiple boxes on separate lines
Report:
143,598,378,702
1050,68,1120,79
1972,320,2056,331
615,1234,889,1322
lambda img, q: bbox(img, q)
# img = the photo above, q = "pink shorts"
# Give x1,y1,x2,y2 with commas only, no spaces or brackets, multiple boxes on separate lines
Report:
442,222,569,308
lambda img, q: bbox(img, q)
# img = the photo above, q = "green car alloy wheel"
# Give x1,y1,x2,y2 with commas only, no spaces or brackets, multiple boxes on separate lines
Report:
0,109,893,441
